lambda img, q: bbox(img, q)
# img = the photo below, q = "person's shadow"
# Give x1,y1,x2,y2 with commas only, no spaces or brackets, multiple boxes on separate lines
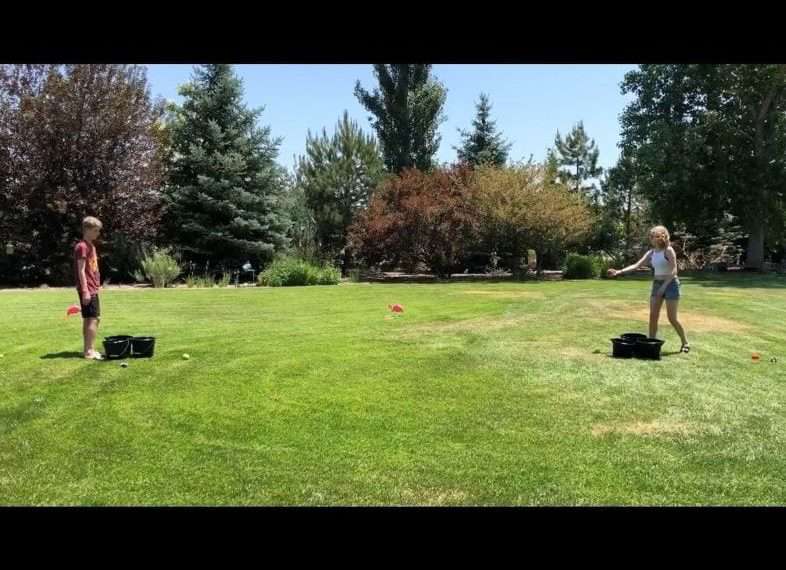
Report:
40,352,84,360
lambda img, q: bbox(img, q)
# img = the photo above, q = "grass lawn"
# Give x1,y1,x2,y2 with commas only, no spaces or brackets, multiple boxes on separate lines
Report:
1,273,785,505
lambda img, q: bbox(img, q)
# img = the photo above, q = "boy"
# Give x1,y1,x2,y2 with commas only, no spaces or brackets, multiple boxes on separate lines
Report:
74,216,104,360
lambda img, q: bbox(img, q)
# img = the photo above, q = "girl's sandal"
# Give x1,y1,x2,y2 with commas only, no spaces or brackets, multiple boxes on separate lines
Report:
680,343,691,354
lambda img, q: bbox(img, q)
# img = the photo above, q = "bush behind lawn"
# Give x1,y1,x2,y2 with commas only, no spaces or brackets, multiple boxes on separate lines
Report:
259,257,341,287
564,253,596,279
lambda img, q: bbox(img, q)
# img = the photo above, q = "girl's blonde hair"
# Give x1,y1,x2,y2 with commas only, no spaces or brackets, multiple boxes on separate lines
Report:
82,216,103,231
649,225,670,249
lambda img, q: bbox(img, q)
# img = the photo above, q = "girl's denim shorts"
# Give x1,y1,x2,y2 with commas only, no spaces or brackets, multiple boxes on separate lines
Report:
651,278,681,300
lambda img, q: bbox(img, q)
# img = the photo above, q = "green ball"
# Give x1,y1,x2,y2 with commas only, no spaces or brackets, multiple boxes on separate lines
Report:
183,354,190,360
120,362,128,368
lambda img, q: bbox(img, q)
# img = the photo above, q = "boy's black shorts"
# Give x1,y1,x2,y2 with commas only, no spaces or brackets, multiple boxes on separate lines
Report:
80,294,101,319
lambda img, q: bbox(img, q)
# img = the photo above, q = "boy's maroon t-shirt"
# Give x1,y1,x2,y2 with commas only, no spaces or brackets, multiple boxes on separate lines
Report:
74,240,100,295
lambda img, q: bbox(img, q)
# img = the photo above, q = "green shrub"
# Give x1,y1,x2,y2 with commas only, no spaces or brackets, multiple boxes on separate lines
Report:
593,255,612,279
348,268,362,283
259,257,321,287
217,273,232,288
589,253,624,279
138,247,181,288
186,274,215,288
317,264,342,285
564,254,595,279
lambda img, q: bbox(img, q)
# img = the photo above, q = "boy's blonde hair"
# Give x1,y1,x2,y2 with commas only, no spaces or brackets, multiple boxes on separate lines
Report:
82,216,103,231
649,225,670,249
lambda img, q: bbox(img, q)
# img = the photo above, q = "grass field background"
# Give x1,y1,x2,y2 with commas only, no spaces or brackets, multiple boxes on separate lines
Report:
1,273,785,505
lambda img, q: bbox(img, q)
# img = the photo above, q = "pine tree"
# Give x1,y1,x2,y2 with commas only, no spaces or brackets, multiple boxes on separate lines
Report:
354,64,446,173
544,147,561,184
163,64,289,270
554,121,603,196
455,93,511,167
295,111,385,267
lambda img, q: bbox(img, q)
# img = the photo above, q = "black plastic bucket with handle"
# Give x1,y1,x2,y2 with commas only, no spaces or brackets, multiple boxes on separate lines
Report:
610,338,636,358
131,337,156,358
103,336,132,359
635,338,665,360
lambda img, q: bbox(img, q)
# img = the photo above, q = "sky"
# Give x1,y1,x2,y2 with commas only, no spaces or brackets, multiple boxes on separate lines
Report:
145,64,637,172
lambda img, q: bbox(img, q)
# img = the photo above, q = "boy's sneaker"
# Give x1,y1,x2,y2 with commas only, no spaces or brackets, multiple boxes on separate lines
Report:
85,351,104,361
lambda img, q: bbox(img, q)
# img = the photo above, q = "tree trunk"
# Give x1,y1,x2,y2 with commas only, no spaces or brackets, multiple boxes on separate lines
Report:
624,185,633,263
745,68,784,271
575,159,580,193
746,221,766,270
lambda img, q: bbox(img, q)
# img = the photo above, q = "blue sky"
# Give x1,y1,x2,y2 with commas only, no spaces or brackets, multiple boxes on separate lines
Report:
145,64,637,172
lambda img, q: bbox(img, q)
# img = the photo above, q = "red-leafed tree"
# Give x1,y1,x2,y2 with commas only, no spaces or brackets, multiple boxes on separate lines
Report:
0,64,166,285
348,166,478,277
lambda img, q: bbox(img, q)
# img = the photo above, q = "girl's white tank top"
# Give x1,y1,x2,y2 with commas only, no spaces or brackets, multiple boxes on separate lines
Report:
651,249,671,275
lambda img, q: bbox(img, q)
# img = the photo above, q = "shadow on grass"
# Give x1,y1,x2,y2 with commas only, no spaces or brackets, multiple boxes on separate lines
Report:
40,351,84,360
680,271,786,289
0,399,46,435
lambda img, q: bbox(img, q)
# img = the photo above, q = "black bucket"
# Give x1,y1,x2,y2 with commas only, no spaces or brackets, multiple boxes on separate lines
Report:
105,335,133,343
131,336,156,358
621,333,648,343
635,338,665,360
610,338,636,358
103,337,131,359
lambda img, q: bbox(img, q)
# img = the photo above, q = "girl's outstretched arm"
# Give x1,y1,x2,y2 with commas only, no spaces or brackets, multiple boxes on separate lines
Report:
608,250,652,278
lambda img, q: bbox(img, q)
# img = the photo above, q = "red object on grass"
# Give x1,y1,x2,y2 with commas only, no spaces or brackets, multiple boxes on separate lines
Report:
66,304,81,317
388,304,404,313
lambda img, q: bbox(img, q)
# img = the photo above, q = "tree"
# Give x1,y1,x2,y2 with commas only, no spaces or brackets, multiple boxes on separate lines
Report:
280,172,318,262
455,93,511,167
599,151,651,262
0,64,166,285
470,164,594,275
354,64,447,173
554,121,603,197
721,65,786,269
295,111,384,270
348,166,477,277
619,64,786,270
163,64,290,271
544,147,561,184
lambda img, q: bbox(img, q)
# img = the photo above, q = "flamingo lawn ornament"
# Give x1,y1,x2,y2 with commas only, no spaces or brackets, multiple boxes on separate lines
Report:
64,304,81,320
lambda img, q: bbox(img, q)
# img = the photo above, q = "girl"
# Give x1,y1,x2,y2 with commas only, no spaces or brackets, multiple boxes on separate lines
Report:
608,226,690,353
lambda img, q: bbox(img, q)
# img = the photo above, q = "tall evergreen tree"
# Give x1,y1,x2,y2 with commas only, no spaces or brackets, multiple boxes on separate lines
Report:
163,64,289,270
280,172,318,262
455,93,511,167
554,121,603,196
295,111,385,268
543,147,561,184
354,64,446,173
600,151,650,261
